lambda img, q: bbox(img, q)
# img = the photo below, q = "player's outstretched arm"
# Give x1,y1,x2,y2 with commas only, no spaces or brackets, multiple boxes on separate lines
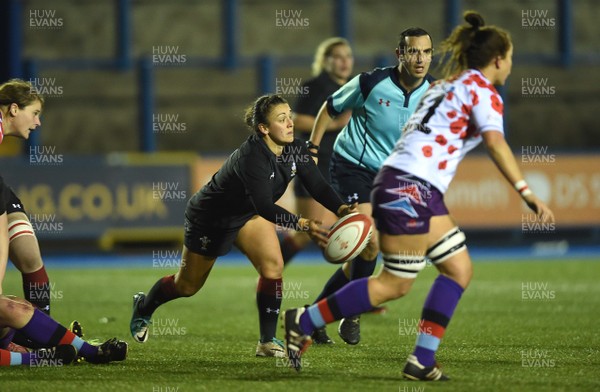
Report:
483,130,554,222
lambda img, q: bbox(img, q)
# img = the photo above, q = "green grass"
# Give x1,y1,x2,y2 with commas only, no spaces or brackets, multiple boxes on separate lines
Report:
2,259,599,391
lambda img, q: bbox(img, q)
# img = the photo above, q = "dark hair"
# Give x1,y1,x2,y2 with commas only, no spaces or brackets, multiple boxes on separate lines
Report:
397,27,432,53
438,11,512,78
0,79,45,109
244,94,288,134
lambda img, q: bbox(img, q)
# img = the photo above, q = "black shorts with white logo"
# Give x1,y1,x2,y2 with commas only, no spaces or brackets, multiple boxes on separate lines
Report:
6,187,26,214
329,152,378,205
183,211,253,258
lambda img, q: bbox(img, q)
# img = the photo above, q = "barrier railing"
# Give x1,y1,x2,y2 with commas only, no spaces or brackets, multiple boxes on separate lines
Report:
7,0,587,154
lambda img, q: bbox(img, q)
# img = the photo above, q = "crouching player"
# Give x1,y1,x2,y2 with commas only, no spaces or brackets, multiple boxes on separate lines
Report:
0,177,128,366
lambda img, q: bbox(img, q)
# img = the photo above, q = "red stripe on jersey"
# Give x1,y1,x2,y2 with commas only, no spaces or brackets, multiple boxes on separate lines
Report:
317,301,335,324
420,320,446,339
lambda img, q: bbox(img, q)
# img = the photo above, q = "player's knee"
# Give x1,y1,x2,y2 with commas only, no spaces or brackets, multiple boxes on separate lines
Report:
0,295,34,322
440,261,473,289
427,227,471,288
257,259,283,279
427,227,467,265
371,271,414,303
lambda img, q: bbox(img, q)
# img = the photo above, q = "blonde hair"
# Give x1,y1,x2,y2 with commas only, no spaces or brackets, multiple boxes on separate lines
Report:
311,37,351,77
437,11,512,79
0,79,45,109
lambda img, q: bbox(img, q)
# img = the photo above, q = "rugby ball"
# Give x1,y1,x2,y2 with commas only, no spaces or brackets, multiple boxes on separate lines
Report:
324,213,373,264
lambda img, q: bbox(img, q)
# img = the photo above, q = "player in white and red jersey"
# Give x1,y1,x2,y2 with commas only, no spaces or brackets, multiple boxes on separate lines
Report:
283,11,554,378
386,67,505,194
0,79,88,350
0,80,51,318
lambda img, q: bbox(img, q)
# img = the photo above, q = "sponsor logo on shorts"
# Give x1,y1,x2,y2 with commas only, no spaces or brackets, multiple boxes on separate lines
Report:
406,219,425,229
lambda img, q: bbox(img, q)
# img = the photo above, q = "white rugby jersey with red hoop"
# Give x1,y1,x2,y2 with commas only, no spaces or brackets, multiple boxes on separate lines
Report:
383,69,504,194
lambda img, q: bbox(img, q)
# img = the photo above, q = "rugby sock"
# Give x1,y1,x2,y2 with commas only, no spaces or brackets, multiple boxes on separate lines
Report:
312,267,349,302
0,348,31,366
413,275,464,366
139,274,179,316
0,347,70,366
22,266,50,315
257,277,282,343
18,309,98,358
281,235,302,266
350,255,377,280
300,278,373,335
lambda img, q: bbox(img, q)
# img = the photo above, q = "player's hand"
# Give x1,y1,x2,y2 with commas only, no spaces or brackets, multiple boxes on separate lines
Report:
299,218,329,249
336,203,358,217
523,194,555,223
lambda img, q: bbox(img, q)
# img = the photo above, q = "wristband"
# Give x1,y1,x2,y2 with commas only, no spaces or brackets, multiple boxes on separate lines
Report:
306,140,320,151
308,149,318,158
514,180,533,197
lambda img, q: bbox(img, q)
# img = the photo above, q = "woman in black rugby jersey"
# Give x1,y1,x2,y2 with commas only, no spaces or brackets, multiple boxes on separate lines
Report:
130,94,356,358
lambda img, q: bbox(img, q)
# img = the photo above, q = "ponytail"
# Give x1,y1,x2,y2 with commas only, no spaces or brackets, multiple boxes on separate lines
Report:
437,11,511,78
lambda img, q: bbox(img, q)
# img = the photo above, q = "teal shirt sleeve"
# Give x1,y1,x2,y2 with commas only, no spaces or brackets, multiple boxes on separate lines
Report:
326,74,364,117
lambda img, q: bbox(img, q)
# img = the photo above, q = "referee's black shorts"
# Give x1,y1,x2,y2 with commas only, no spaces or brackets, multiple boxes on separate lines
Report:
329,152,378,205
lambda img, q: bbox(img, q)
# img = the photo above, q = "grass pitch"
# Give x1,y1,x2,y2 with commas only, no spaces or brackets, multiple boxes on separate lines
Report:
1,258,599,391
